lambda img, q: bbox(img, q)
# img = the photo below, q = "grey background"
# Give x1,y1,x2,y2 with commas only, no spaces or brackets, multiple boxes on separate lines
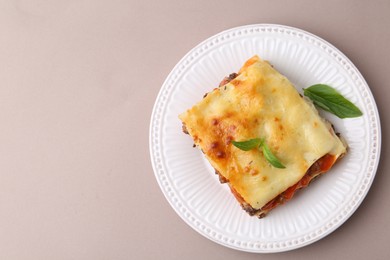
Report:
0,0,388,259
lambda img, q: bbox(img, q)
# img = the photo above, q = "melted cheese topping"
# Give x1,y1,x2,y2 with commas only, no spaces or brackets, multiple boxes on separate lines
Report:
179,55,346,210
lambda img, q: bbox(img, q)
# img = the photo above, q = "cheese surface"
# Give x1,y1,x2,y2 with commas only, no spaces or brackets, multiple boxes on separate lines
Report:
179,55,346,210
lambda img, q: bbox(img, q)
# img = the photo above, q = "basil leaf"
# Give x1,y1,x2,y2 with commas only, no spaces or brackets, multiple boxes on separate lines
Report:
232,138,262,151
303,84,363,118
261,142,286,169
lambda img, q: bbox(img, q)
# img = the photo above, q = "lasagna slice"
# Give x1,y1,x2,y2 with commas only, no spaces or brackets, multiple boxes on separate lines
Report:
179,55,347,218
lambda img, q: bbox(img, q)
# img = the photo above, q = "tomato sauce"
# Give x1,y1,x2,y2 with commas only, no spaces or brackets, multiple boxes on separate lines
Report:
260,154,336,213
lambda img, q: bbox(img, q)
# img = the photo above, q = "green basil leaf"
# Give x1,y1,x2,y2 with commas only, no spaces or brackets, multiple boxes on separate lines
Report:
303,84,363,118
231,138,262,151
261,142,286,169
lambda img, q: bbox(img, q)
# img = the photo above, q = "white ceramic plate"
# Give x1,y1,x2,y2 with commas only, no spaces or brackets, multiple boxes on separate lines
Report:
149,24,381,253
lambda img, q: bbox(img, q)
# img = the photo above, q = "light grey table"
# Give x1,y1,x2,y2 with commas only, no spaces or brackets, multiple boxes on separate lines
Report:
0,1,388,259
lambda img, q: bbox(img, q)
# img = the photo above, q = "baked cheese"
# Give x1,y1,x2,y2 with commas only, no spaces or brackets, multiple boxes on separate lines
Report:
179,55,347,214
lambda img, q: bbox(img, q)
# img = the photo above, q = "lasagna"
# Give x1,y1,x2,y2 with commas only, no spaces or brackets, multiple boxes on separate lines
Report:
179,55,347,218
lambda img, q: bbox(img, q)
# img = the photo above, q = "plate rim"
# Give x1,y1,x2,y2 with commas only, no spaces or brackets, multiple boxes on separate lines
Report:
149,23,382,253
